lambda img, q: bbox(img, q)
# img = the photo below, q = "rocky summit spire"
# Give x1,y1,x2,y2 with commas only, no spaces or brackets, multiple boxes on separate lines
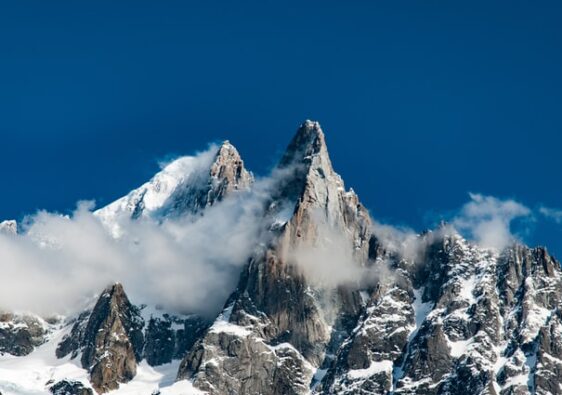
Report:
279,120,330,168
273,120,371,255
274,120,336,204
56,283,144,393
207,140,254,205
177,121,374,394
8,121,562,395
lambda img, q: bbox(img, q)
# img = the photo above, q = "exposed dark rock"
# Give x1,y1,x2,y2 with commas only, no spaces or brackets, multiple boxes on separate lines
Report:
143,316,175,366
56,283,144,393
0,313,47,356
178,121,372,394
56,310,92,360
8,121,562,395
49,380,93,395
142,312,210,366
82,283,143,393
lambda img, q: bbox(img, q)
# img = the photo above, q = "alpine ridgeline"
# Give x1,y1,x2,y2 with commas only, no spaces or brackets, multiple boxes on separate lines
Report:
0,121,561,395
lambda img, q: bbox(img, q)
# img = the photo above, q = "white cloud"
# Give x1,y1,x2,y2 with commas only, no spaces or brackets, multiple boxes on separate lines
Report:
370,221,423,263
539,206,562,223
452,193,531,250
0,149,546,319
0,152,295,318
288,213,373,288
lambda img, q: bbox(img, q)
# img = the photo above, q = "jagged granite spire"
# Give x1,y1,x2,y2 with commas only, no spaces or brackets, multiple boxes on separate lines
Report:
274,120,335,203
56,283,144,393
177,121,373,394
279,120,330,169
277,120,370,256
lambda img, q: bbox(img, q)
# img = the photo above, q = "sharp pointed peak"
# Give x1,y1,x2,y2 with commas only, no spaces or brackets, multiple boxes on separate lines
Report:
101,282,126,298
300,119,323,133
279,120,330,168
218,139,233,149
215,140,242,159
294,119,326,149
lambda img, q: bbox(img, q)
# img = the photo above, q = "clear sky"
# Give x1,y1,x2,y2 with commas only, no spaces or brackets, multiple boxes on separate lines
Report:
1,1,562,256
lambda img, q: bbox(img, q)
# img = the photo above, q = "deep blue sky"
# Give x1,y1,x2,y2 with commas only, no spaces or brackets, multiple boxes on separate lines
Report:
1,1,562,255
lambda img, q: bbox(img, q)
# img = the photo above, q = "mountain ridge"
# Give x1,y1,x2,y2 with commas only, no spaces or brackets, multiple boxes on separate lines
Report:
0,121,560,395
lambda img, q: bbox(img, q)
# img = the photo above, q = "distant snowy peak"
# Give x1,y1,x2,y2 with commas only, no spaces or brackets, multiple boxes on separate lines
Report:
95,141,253,234
165,140,253,217
0,219,17,235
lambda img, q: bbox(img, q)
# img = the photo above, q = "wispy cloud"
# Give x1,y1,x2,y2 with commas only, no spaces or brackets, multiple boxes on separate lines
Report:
0,150,296,317
539,206,562,223
452,193,532,250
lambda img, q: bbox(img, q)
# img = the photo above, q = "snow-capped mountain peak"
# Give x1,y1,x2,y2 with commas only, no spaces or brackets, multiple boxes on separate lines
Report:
95,141,253,235
2,122,562,395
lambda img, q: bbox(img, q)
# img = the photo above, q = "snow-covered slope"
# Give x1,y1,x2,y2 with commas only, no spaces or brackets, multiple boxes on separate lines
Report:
0,323,203,395
0,286,206,395
95,141,253,236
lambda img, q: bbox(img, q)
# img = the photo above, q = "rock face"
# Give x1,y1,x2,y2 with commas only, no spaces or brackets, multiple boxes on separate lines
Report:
49,380,94,395
174,121,562,395
57,283,144,393
0,313,47,356
6,120,562,395
177,121,373,394
321,233,562,395
143,313,209,366
55,283,211,393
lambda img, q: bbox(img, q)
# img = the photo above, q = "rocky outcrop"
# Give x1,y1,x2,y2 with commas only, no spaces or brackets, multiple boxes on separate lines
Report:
143,313,209,366
174,122,562,395
55,283,209,392
57,283,144,393
49,380,94,395
0,313,47,356
6,120,562,395
178,121,373,394
322,231,562,395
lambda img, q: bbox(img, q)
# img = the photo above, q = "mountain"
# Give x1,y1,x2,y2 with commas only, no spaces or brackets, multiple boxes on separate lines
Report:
177,120,372,394
95,140,253,235
1,121,562,395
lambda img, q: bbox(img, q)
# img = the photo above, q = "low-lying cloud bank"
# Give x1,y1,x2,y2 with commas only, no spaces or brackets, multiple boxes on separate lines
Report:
0,196,265,317
0,149,297,317
0,144,558,318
